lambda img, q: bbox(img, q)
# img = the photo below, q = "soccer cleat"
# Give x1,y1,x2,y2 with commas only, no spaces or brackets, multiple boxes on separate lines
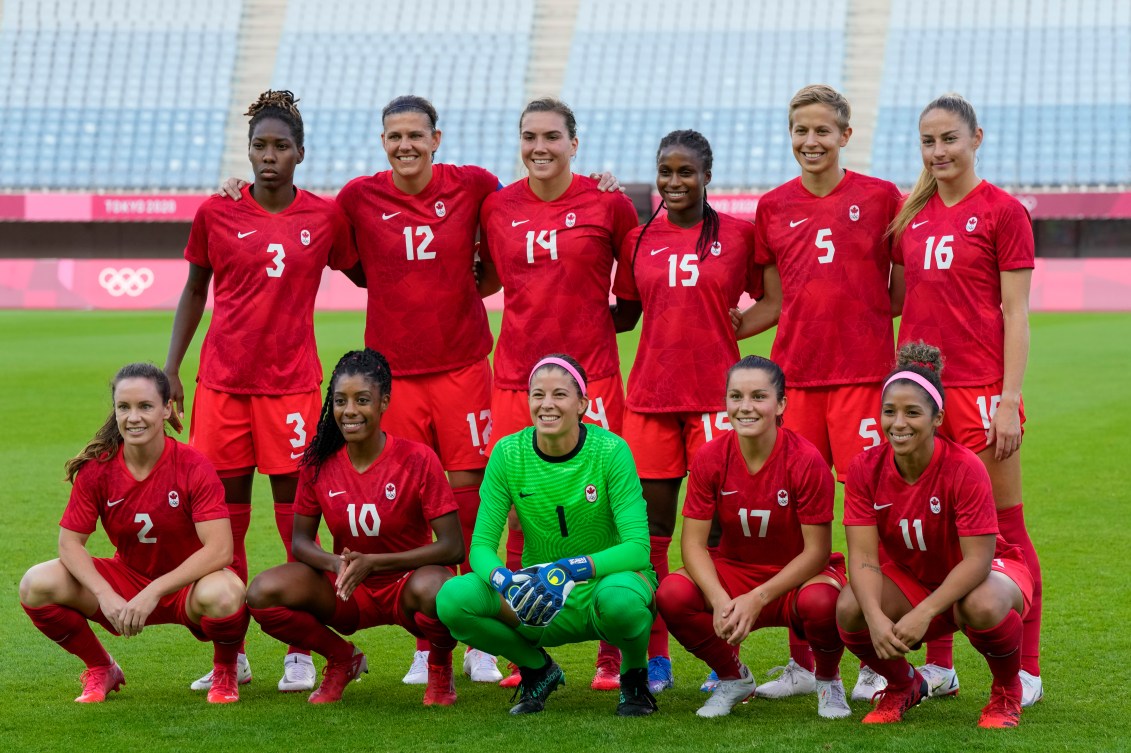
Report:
861,673,928,724
591,649,620,691
207,663,240,704
190,652,251,691
309,646,367,704
700,669,720,692
816,678,851,719
509,655,565,715
278,653,316,692
402,649,430,685
463,648,503,683
696,665,755,718
75,661,126,703
646,656,674,694
756,659,816,698
617,667,659,717
918,663,960,698
499,662,522,689
1019,670,1043,707
851,664,887,702
423,662,457,707
978,682,1022,728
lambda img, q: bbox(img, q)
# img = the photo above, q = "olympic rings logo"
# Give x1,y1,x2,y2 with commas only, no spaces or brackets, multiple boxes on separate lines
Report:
98,267,155,297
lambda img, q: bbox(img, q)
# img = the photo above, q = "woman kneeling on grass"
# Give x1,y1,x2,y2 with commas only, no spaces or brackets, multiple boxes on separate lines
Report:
20,363,247,704
836,342,1033,728
436,354,658,716
246,349,464,705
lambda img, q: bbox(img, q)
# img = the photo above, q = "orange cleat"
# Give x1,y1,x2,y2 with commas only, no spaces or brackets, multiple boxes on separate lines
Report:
75,661,125,703
861,673,928,724
207,663,240,704
309,646,367,704
978,682,1022,729
423,662,457,707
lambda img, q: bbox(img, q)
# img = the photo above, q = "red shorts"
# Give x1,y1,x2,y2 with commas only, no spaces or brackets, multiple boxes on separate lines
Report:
189,384,322,477
623,409,731,479
711,554,847,634
381,360,492,472
89,557,206,640
937,382,1027,454
324,570,416,636
487,372,625,452
783,384,883,482
881,554,1034,642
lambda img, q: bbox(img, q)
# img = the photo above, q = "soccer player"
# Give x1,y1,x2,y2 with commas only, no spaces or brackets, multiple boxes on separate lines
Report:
435,355,658,717
164,90,357,693
733,84,902,702
657,355,850,719
19,363,248,704
836,343,1033,728
612,130,762,693
246,349,463,705
477,97,640,689
889,93,1043,706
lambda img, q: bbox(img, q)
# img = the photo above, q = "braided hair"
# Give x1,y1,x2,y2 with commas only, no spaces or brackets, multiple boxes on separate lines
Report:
246,89,304,148
884,341,946,417
632,129,720,267
302,349,393,480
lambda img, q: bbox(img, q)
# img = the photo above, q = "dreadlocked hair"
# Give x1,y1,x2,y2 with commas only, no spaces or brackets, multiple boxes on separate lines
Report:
303,348,393,480
632,129,720,268
65,363,171,484
246,89,304,148
885,341,946,417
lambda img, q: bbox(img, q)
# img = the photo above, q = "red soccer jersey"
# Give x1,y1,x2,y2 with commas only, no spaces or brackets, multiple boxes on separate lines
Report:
683,428,834,571
844,436,1016,588
336,164,498,376
754,172,902,387
479,175,639,389
60,437,228,581
185,185,356,395
614,213,762,412
894,181,1035,386
293,436,458,588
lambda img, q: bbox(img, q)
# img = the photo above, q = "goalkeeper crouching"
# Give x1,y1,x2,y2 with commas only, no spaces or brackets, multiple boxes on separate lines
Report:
436,354,658,716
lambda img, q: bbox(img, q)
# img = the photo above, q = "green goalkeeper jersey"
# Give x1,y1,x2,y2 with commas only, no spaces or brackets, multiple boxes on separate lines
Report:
470,425,650,579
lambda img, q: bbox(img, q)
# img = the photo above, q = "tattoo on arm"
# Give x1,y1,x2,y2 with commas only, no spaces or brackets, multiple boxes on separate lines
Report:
860,562,883,574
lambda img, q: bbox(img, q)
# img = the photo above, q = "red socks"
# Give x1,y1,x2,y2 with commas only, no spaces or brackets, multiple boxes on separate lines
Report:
23,604,112,668
924,634,955,669
794,582,843,679
789,630,815,673
656,574,743,680
273,502,295,560
839,627,916,691
997,503,1042,675
965,610,1023,696
227,503,252,583
451,486,480,575
648,535,672,659
414,613,456,667
201,606,250,665
249,605,353,663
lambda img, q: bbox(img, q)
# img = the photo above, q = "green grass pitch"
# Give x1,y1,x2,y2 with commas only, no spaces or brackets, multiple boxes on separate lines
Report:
1,310,1129,752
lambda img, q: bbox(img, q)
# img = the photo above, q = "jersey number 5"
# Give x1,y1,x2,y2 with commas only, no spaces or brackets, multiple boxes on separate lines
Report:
815,228,835,264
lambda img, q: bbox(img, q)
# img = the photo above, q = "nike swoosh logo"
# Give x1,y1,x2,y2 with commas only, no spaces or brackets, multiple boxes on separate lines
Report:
873,503,893,510
289,451,304,459
518,491,534,498
720,490,738,495
382,212,400,220
511,220,529,227
107,498,124,507
237,230,257,238
789,219,808,227
650,247,669,255
912,220,929,229
329,490,347,497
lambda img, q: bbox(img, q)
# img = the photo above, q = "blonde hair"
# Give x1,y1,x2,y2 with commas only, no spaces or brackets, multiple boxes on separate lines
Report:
788,84,851,131
888,93,980,240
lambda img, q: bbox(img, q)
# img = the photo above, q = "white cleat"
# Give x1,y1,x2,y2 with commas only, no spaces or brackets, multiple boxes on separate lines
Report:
278,653,316,692
816,678,852,719
918,663,960,697
191,652,251,691
403,649,430,685
756,659,816,698
463,648,504,683
1019,670,1044,707
851,664,887,702
696,665,756,718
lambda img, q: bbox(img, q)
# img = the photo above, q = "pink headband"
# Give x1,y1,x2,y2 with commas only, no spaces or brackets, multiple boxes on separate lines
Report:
884,371,943,410
530,357,587,397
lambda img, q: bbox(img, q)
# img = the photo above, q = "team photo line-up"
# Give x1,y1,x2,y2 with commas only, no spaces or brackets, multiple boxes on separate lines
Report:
18,82,1042,730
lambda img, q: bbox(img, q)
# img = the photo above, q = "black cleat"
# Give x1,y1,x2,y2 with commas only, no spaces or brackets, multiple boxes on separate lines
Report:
509,655,565,715
616,667,658,717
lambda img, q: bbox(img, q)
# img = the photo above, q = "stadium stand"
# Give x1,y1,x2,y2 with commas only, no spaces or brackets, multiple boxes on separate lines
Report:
272,0,533,189
560,0,848,188
0,0,241,189
872,0,1131,188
